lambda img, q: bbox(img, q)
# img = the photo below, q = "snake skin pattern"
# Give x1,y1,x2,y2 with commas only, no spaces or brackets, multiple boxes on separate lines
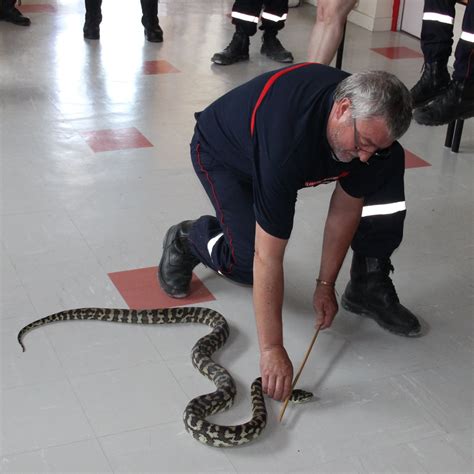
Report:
17,306,312,447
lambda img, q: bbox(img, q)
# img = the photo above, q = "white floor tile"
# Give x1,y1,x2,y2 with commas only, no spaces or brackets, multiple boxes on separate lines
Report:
1,439,112,473
1,381,94,456
69,361,189,436
2,317,65,390
99,423,235,473
406,433,473,473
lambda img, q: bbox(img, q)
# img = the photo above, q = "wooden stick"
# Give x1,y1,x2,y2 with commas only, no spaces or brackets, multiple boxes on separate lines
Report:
278,325,321,422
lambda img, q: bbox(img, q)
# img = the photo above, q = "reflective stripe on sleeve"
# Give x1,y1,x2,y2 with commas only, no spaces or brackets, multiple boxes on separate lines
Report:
361,201,406,218
207,232,224,258
460,31,474,43
231,11,259,23
422,12,454,24
261,12,288,22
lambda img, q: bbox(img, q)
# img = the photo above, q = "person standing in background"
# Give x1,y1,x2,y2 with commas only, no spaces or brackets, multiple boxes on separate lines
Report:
0,0,30,26
411,0,473,125
83,0,163,42
307,0,357,64
211,1,293,65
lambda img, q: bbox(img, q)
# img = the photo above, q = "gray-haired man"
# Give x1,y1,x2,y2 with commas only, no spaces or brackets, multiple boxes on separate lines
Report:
159,63,420,402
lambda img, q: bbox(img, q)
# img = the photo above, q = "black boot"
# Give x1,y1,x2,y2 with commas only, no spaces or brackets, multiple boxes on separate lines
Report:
158,221,200,298
83,0,101,39
141,0,163,42
211,31,250,65
260,31,293,63
0,0,30,26
410,61,450,108
341,254,421,337
414,80,474,126
143,22,163,42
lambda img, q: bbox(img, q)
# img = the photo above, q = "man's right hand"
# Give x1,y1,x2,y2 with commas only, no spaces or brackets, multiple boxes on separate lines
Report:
259,345,293,401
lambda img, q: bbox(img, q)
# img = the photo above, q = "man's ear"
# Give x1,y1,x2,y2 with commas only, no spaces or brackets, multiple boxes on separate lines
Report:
334,98,352,120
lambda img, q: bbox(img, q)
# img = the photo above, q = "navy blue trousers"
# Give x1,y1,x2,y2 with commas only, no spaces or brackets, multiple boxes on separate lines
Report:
421,0,474,82
231,0,288,35
187,131,407,285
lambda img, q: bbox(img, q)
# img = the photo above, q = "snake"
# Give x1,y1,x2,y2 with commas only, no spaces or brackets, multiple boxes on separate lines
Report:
17,306,313,448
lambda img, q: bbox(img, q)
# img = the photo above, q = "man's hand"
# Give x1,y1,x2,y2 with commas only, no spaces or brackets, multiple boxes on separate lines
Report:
260,345,293,401
313,283,338,329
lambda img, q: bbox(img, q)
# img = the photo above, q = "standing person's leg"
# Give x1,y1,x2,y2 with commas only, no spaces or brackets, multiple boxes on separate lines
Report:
0,0,30,26
211,0,264,65
307,0,357,64
410,0,455,107
414,0,474,124
260,0,293,62
140,0,163,43
342,142,421,337
452,0,474,84
158,134,256,298
83,0,102,39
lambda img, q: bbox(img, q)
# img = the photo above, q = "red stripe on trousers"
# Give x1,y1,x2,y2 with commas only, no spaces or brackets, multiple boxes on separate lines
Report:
195,142,236,275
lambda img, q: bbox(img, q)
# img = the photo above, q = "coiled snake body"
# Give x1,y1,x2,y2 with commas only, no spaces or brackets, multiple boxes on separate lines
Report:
17,306,312,447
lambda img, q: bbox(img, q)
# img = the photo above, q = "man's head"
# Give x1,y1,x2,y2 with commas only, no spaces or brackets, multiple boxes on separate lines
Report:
327,71,412,163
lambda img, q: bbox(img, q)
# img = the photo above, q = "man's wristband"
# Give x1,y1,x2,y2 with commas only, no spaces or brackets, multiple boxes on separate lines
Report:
316,278,335,287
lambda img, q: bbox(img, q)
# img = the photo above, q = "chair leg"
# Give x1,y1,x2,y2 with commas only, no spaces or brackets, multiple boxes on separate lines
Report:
444,120,455,148
335,22,346,70
451,119,464,153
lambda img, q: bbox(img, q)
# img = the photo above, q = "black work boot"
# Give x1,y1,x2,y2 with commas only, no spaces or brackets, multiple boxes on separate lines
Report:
83,0,102,39
414,80,474,126
341,254,421,337
158,221,200,298
141,0,163,42
143,21,163,42
410,61,450,108
0,0,31,26
260,31,293,63
211,31,250,65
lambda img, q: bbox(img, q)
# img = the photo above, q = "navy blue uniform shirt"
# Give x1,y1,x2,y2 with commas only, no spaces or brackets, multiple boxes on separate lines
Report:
195,63,394,239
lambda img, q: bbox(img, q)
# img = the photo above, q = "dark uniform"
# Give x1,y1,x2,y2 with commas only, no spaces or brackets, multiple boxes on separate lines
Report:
159,62,421,336
83,0,163,42
0,0,31,25
421,0,474,82
412,0,474,124
230,0,289,36
211,0,293,65
188,63,406,285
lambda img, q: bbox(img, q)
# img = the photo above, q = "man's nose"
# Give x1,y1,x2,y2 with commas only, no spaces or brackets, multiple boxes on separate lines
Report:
358,151,372,163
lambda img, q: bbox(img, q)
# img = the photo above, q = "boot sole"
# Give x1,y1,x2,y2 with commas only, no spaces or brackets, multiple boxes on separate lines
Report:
158,225,190,299
1,18,31,26
211,55,249,66
415,108,474,126
412,88,448,109
260,52,294,63
341,296,422,337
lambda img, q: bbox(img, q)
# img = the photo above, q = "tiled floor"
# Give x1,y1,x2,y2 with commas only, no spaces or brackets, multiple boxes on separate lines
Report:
1,1,473,473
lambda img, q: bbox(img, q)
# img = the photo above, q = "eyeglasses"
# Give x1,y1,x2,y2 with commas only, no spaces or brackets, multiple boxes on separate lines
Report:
353,118,391,159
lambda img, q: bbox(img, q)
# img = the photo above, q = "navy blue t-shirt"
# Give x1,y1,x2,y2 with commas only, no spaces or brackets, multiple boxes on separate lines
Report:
195,63,394,239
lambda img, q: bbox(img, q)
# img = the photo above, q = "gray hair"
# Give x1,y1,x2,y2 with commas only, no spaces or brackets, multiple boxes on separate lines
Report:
333,70,412,140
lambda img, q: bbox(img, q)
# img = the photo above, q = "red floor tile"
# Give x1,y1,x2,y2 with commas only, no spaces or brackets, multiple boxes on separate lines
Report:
108,266,216,309
405,149,431,168
80,127,153,153
19,4,57,13
371,47,423,59
143,60,180,75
